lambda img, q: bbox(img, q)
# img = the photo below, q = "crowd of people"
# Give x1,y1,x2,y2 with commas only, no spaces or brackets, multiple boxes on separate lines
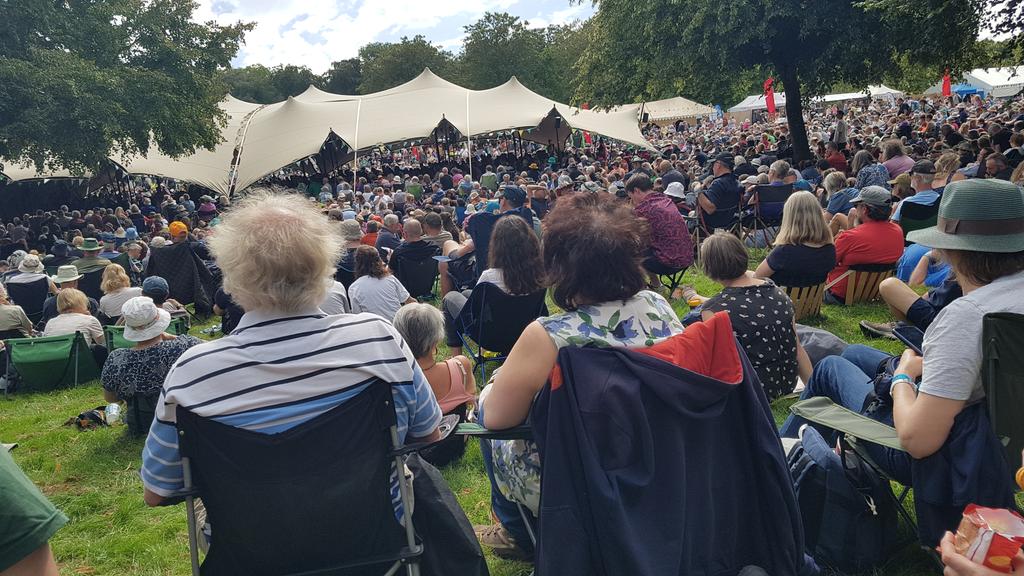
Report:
4,90,1024,575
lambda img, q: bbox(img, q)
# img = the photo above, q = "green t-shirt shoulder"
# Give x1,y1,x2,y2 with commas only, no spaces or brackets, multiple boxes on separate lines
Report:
0,449,67,571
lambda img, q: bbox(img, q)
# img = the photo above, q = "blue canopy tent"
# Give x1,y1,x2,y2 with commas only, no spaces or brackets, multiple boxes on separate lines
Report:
951,83,984,98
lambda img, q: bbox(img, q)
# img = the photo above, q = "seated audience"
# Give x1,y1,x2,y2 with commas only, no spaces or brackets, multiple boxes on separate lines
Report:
881,139,915,177
98,264,142,323
699,233,811,399
782,179,1024,546
42,240,75,269
420,212,453,251
348,245,414,320
141,276,185,315
42,288,106,364
0,284,33,339
337,219,363,272
393,303,475,466
443,215,545,356
695,153,741,232
825,186,904,304
40,266,99,323
476,193,683,559
4,253,56,308
625,173,694,281
755,191,836,287
71,237,111,274
390,218,440,263
360,220,379,246
892,160,940,223
141,191,441,517
374,214,403,255
822,171,856,230
101,297,202,435
852,150,891,190
213,287,244,335
824,141,848,174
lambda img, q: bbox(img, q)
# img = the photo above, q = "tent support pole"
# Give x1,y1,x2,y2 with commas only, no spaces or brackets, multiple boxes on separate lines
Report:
465,92,472,180
352,99,362,191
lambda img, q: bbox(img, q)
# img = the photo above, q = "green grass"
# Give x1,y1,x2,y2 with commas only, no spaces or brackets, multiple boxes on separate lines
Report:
0,275,941,575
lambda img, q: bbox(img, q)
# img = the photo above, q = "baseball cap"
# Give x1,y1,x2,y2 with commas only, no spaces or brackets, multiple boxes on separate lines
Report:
142,276,170,298
888,173,912,188
849,185,893,207
168,221,188,237
910,159,936,175
713,153,734,170
499,185,527,206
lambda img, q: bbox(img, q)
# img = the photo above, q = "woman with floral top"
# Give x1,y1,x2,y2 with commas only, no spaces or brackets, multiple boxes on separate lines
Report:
475,193,684,560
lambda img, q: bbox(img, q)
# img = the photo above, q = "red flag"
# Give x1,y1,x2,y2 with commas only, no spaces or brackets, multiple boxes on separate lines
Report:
942,68,952,97
581,102,593,144
763,77,776,115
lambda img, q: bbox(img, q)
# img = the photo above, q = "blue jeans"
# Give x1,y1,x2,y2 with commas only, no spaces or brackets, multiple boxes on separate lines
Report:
780,344,912,483
479,438,536,553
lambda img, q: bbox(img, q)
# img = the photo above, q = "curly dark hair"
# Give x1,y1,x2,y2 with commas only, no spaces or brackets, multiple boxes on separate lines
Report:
354,245,388,279
488,216,545,295
542,193,649,311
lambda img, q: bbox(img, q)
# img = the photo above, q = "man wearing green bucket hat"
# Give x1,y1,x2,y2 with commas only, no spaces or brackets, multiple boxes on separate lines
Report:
71,237,111,275
782,178,1024,546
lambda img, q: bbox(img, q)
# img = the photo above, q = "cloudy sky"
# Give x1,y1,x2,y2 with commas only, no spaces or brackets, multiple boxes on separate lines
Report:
194,0,594,74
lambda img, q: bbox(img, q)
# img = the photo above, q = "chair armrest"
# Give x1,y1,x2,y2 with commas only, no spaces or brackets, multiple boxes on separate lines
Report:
392,414,460,456
823,269,852,291
455,422,533,441
790,397,904,451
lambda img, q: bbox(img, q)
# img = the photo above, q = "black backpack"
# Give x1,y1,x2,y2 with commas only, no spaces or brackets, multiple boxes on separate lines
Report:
788,425,899,572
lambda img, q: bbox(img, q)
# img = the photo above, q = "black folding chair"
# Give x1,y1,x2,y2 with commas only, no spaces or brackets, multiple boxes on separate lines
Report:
5,277,50,325
78,268,105,301
391,256,439,300
456,283,548,383
743,184,793,245
899,201,939,246
176,380,455,576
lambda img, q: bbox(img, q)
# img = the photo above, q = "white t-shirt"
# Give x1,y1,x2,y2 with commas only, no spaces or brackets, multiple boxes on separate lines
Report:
99,287,143,318
477,268,509,293
44,313,104,346
319,280,350,315
348,275,410,320
920,270,1024,403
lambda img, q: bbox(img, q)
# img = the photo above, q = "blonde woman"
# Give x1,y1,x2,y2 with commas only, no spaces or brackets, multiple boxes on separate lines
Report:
933,152,962,191
98,264,142,322
755,191,837,287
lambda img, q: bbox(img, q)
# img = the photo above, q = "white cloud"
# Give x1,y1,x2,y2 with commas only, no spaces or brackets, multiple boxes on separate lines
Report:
525,4,590,29
195,0,542,73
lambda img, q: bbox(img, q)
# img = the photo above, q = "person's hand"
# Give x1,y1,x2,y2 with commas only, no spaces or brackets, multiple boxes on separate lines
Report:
896,348,923,380
940,531,1024,575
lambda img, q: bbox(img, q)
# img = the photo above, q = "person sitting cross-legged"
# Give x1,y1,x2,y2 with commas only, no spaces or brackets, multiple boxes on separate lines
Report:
140,190,442,517
781,179,1024,547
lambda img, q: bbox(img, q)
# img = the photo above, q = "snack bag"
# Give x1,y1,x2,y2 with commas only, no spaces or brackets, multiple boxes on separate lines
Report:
955,505,1024,573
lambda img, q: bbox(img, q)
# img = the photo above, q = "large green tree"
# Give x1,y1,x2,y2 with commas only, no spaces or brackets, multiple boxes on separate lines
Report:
460,13,545,90
575,0,983,163
322,58,362,95
357,35,456,93
0,0,250,173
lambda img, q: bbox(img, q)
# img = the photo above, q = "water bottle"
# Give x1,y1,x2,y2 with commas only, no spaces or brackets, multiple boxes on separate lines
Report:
106,403,121,425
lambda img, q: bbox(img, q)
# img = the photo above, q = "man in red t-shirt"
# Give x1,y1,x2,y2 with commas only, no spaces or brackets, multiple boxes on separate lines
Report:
826,186,904,302
825,141,849,175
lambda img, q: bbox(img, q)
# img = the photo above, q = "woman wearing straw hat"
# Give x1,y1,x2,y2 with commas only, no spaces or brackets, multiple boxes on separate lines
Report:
100,297,201,435
781,178,1024,546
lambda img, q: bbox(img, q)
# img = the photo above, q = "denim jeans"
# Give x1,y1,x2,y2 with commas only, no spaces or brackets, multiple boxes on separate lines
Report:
779,344,912,484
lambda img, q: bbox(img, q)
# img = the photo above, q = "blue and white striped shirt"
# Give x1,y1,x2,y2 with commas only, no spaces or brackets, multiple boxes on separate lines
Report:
140,308,442,516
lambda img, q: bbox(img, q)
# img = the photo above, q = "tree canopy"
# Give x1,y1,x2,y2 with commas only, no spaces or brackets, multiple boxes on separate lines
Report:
574,0,984,162
358,35,456,94
0,0,250,173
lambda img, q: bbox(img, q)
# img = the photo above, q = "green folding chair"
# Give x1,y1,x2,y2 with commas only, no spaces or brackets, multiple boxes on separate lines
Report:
5,332,101,394
789,313,1024,552
105,316,189,351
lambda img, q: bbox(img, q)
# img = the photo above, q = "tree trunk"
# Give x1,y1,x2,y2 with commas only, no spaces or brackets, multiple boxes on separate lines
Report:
777,67,811,165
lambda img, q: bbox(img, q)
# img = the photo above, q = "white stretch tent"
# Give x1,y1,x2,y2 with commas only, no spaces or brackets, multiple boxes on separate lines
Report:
965,67,1024,98
0,159,84,182
818,85,904,103
4,70,652,194
638,97,715,122
727,93,787,113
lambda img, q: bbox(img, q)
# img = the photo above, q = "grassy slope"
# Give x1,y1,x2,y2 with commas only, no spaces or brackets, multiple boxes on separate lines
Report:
0,268,951,576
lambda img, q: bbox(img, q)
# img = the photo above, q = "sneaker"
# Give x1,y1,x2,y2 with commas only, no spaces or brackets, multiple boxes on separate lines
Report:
474,522,532,561
859,320,897,340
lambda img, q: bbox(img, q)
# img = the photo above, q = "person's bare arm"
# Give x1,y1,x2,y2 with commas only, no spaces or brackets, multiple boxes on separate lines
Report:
891,350,965,459
481,321,557,429
697,192,716,213
794,323,813,386
143,488,165,507
407,428,441,443
2,543,60,576
908,251,932,287
754,258,774,278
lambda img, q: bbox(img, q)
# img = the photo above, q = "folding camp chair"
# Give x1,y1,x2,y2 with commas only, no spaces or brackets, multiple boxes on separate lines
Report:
78,268,105,301
784,283,825,322
659,267,690,297
105,316,189,351
899,202,939,246
824,263,895,305
391,256,439,300
789,313,1024,556
4,332,101,395
175,380,456,576
5,277,50,325
743,184,793,245
455,283,548,383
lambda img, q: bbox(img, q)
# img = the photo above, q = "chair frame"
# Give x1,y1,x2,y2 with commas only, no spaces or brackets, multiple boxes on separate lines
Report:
391,255,439,301
456,284,547,383
104,316,189,351
898,201,940,245
3,332,99,397
784,283,825,322
178,383,454,576
742,184,793,246
824,263,895,305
